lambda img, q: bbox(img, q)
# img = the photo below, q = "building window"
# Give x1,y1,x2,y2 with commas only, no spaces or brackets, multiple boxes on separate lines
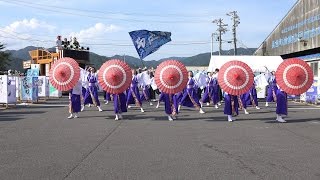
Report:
310,62,318,77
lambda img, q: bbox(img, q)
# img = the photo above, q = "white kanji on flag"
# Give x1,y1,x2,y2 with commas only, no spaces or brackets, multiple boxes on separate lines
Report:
135,37,146,49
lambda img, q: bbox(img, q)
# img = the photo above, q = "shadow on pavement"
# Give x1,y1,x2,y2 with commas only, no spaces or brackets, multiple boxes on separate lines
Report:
0,110,46,121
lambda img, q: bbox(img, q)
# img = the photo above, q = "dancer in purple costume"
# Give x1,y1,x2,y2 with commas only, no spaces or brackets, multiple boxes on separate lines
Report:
201,72,220,109
241,83,261,110
238,94,250,114
81,67,102,112
103,91,111,104
275,87,287,123
224,92,239,122
156,91,165,108
68,81,82,119
113,92,127,120
265,71,278,107
162,93,179,121
126,69,145,112
201,72,213,106
178,71,205,114
140,84,153,106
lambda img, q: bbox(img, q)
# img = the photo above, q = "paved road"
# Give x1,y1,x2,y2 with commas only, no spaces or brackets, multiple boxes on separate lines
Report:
0,97,320,180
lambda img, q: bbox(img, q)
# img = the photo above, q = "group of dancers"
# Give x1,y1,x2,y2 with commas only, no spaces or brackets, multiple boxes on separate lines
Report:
67,67,288,123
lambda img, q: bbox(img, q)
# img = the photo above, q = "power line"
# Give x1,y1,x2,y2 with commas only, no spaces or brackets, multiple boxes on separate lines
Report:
0,0,212,24
0,27,226,46
1,0,218,18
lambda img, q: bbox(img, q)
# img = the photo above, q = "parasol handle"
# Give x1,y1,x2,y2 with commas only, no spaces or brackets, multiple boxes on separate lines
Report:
292,72,301,80
233,73,240,80
60,71,66,78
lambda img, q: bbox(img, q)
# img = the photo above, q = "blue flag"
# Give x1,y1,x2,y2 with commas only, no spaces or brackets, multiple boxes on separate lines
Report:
129,30,171,60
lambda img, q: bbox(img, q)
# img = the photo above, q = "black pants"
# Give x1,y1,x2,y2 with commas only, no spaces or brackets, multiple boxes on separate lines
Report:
149,87,156,100
197,88,202,100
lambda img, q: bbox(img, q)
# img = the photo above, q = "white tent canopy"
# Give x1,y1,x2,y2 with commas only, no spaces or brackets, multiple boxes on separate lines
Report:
207,56,284,72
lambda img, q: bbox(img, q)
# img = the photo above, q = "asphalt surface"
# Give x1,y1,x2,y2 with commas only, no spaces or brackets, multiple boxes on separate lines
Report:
0,97,320,180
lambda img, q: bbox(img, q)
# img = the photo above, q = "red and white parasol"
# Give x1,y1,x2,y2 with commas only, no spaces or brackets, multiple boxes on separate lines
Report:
49,57,80,91
218,60,254,95
97,59,132,94
275,58,313,95
154,60,188,94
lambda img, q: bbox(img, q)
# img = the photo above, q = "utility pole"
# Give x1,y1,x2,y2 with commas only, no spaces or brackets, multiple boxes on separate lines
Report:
227,11,240,55
210,33,217,56
212,18,228,56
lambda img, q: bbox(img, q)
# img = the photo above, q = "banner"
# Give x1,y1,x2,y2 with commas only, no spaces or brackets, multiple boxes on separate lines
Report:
32,77,39,100
129,30,171,59
21,73,39,101
7,76,17,103
305,80,318,104
49,81,62,97
27,68,39,77
37,76,49,97
0,75,7,103
21,76,32,101
15,76,21,99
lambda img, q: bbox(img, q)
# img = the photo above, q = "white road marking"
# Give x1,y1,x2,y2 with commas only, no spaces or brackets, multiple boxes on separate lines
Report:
16,104,68,107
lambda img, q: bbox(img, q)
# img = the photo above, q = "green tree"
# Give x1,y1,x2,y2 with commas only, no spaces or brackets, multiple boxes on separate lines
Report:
0,42,11,71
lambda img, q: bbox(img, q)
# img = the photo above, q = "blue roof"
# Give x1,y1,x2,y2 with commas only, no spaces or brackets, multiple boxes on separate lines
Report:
296,53,320,60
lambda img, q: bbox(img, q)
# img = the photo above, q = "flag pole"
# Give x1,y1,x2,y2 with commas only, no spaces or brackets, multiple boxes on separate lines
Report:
140,58,146,68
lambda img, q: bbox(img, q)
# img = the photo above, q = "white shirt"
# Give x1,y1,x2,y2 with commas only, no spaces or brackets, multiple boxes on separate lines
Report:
56,39,62,47
72,81,82,95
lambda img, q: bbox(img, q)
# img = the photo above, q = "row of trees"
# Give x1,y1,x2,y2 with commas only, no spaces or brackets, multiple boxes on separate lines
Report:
0,42,11,71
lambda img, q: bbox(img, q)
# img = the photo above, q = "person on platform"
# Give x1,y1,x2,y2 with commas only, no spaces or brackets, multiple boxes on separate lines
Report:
265,71,278,107
179,71,205,114
126,69,145,112
62,37,69,48
81,67,103,112
224,92,239,122
113,92,127,120
68,80,82,119
72,37,80,48
275,86,287,123
56,35,62,52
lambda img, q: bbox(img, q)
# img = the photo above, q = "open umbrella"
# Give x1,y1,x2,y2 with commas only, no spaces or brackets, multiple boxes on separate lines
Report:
155,60,188,94
218,60,254,95
49,57,80,91
97,59,132,94
275,58,313,95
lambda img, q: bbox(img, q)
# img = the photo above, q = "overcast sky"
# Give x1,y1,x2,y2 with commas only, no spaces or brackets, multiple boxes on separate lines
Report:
0,0,297,60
